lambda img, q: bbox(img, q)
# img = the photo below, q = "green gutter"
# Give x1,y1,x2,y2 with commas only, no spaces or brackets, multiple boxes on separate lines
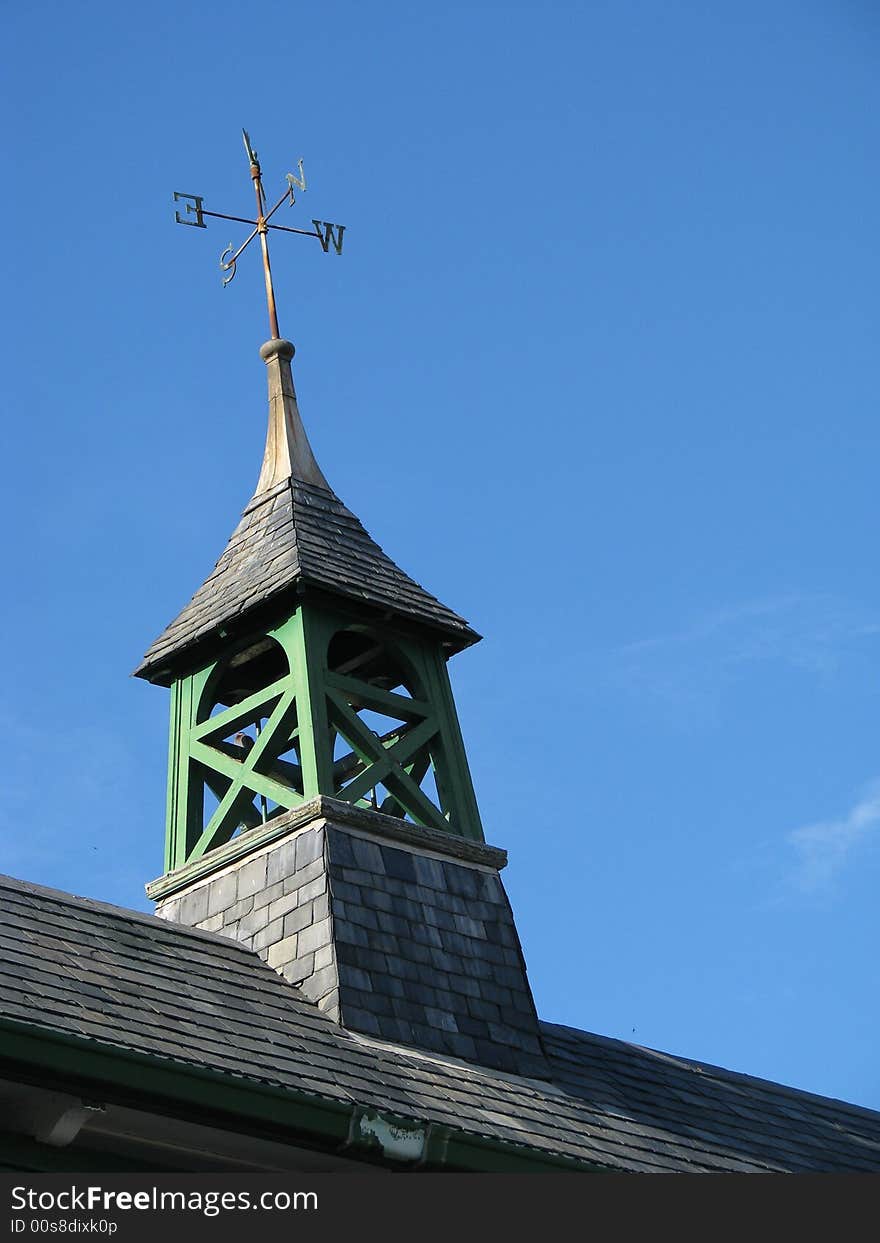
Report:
0,1130,176,1173
0,1017,600,1173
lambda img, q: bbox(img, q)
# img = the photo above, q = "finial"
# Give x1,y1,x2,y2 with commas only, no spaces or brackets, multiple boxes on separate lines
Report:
253,338,329,495
172,128,346,341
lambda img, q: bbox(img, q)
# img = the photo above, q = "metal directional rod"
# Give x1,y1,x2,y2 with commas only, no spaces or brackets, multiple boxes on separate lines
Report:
246,132,282,340
173,128,346,339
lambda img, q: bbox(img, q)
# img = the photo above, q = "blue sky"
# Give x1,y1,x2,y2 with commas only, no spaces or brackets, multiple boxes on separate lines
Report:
3,1,880,1108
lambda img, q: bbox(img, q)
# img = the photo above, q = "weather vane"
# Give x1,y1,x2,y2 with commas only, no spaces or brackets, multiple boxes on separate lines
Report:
173,129,345,340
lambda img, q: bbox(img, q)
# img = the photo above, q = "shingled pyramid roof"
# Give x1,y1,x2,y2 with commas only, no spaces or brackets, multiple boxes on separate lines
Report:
136,340,478,684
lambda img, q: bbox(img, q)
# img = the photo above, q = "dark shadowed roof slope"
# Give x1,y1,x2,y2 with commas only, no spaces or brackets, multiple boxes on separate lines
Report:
2,873,879,1172
136,478,478,683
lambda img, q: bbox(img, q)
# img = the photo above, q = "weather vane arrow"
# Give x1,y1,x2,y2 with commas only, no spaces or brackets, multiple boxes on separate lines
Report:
173,129,345,340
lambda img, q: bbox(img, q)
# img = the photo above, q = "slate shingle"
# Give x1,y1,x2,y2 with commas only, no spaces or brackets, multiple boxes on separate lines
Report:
136,479,478,680
320,830,548,1076
3,872,880,1172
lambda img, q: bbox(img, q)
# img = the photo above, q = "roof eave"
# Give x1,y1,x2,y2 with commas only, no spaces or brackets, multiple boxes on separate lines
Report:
134,580,481,686
0,1015,601,1173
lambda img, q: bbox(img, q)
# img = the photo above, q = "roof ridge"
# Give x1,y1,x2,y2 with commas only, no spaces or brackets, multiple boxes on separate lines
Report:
540,1020,880,1124
0,872,258,957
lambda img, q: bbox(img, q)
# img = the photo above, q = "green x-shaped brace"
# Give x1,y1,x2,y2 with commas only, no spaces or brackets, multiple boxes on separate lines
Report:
326,688,448,832
190,686,302,859
191,675,290,743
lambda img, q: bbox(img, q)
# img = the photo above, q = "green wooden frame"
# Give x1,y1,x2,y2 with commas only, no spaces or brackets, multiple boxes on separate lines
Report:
164,602,484,871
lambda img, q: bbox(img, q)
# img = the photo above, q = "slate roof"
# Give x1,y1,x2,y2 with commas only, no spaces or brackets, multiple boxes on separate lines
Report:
3,873,880,1172
136,478,478,682
325,826,549,1077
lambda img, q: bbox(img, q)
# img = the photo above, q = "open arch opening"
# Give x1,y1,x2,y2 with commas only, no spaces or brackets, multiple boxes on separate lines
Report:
189,634,303,855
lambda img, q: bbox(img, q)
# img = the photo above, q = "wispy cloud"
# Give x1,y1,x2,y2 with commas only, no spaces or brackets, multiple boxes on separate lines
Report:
786,781,880,896
602,594,880,721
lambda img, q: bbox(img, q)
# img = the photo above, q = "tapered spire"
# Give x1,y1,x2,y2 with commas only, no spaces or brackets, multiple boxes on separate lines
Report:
253,338,329,494
135,342,478,686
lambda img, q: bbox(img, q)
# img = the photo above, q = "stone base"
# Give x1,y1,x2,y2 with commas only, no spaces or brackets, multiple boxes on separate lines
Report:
149,799,548,1077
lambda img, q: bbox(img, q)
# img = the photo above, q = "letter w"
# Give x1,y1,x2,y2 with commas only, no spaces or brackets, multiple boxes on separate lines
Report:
312,220,345,255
